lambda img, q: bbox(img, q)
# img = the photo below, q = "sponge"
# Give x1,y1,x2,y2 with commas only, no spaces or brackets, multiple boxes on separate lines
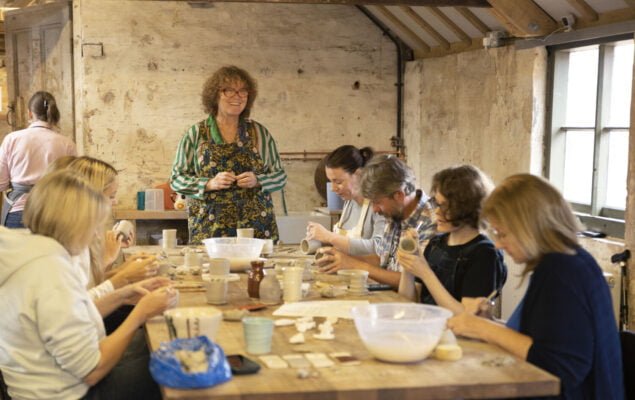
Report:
434,344,463,361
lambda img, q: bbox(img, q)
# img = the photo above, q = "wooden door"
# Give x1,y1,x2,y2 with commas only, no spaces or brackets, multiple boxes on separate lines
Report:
4,2,74,141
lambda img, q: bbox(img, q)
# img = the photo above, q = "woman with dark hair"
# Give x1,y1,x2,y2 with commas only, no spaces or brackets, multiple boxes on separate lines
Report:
170,66,286,243
397,164,506,314
306,145,386,267
0,91,76,228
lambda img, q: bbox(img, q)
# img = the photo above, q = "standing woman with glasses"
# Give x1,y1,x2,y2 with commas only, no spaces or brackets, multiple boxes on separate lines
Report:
0,91,76,228
397,165,507,315
170,66,287,243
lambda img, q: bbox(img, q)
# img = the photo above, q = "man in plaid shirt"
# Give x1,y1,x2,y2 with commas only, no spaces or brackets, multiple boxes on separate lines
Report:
316,155,435,287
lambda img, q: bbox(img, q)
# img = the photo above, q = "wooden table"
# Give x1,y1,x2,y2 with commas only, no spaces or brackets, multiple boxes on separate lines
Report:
142,247,559,400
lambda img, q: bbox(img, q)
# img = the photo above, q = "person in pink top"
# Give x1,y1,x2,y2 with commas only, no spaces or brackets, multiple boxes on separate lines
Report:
0,91,76,228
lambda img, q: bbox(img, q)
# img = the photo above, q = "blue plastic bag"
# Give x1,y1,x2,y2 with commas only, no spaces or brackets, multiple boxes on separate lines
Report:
149,336,232,389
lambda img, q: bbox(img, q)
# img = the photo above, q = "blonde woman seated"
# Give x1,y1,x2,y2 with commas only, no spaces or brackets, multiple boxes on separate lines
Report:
0,170,177,399
306,146,385,270
65,156,159,301
397,165,506,314
447,174,622,399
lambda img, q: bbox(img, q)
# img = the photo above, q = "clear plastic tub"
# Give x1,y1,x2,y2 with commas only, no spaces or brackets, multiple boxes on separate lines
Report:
202,238,265,271
350,303,452,363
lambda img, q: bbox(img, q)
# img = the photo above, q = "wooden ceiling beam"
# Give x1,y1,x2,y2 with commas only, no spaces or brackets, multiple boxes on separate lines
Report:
565,0,598,21
414,36,483,59
488,6,527,38
456,6,490,35
147,0,492,5
428,7,471,44
399,5,450,49
486,0,558,37
573,7,635,30
375,6,431,53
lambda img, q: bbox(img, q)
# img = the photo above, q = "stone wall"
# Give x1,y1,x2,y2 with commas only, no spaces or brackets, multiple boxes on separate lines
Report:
403,46,631,321
73,0,397,212
404,46,546,190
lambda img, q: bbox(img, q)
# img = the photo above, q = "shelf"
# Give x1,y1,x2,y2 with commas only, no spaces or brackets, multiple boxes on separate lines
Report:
113,209,187,220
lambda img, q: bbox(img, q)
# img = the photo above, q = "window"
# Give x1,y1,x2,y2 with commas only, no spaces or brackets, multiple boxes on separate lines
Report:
547,36,634,237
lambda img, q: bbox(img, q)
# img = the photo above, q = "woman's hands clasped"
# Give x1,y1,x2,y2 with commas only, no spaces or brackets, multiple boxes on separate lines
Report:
206,171,259,191
206,171,236,191
236,171,258,188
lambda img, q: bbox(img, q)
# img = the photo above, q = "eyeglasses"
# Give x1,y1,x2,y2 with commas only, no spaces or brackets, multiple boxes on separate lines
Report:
221,87,249,98
487,226,508,241
429,197,449,213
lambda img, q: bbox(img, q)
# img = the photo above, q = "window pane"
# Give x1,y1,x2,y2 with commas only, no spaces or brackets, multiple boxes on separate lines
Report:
563,129,594,205
607,41,634,127
565,47,598,127
605,129,629,210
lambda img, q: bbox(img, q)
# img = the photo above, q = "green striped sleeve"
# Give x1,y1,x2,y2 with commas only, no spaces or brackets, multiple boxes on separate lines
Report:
253,122,287,193
169,123,208,200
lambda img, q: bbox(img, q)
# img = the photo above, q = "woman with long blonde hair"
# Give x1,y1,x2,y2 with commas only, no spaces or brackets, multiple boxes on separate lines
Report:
448,174,623,399
0,170,176,399
65,156,159,299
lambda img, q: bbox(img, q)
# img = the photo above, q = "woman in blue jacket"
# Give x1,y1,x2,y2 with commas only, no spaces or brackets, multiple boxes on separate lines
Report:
448,174,624,399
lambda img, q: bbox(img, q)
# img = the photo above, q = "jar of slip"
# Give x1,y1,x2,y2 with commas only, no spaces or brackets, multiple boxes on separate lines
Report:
247,260,265,298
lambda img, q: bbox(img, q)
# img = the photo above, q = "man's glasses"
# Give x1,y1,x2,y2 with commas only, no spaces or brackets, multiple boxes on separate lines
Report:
221,88,249,98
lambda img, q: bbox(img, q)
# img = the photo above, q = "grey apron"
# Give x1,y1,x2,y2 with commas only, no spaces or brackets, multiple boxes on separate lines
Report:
1,182,33,226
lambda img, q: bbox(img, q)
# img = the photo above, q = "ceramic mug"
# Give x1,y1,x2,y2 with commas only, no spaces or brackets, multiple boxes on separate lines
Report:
209,258,230,275
204,278,228,305
113,220,134,243
164,307,222,340
300,239,322,255
242,317,274,355
237,228,254,238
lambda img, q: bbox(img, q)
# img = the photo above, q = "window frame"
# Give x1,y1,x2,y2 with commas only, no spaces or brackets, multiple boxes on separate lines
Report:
546,34,633,238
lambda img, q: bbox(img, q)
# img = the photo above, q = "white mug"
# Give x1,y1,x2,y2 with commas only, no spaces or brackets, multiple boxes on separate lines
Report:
209,258,230,275
162,229,177,250
261,239,274,256
184,251,200,267
237,228,254,238
205,278,228,305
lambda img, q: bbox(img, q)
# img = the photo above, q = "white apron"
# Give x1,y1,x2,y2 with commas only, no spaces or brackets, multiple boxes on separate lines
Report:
333,199,370,239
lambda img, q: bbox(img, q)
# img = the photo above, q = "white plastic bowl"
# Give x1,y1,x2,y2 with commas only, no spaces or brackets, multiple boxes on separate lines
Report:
351,303,452,363
203,237,264,259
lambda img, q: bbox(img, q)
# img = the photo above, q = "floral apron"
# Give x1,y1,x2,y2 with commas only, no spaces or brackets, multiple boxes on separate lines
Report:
187,119,279,244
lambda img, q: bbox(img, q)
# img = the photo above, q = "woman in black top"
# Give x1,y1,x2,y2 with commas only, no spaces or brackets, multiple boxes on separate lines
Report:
397,165,506,314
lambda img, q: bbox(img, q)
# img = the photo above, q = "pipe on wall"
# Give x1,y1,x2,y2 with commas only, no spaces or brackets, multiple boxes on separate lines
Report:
356,5,414,157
